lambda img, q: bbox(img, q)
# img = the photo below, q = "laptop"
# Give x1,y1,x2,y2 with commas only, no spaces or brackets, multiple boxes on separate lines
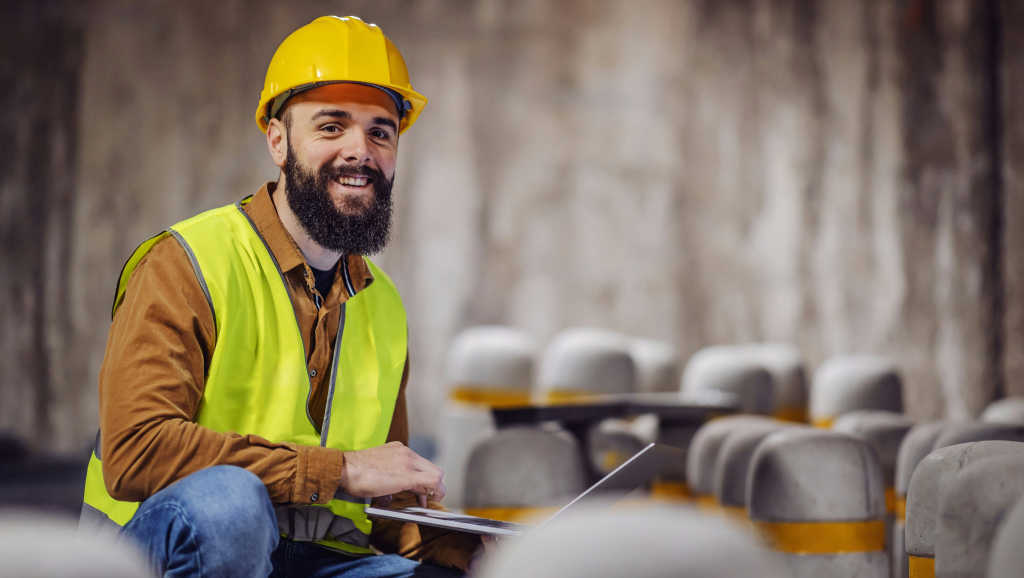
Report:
365,442,682,538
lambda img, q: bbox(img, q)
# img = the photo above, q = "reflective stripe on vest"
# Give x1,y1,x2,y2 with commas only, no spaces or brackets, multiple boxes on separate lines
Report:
82,199,407,555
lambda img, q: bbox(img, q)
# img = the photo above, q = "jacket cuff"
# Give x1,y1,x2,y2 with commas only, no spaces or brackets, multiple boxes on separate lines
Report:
294,445,345,505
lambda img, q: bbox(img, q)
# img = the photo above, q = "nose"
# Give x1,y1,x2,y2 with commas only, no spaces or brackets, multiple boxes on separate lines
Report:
338,128,372,167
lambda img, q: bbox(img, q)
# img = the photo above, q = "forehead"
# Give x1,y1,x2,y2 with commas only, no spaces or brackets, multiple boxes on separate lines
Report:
288,83,399,123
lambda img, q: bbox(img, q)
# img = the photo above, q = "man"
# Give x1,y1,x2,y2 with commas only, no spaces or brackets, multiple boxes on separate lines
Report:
80,16,492,577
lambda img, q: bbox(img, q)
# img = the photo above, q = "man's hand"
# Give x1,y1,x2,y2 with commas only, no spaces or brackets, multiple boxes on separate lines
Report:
340,441,445,507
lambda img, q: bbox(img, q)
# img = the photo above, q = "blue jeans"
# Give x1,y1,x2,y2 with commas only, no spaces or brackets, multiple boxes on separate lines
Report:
120,465,463,578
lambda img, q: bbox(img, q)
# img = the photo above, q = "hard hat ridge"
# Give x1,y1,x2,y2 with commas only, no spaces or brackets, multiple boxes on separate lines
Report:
256,15,427,134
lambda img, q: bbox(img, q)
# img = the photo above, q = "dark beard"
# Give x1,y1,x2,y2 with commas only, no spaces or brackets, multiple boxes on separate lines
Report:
282,142,394,256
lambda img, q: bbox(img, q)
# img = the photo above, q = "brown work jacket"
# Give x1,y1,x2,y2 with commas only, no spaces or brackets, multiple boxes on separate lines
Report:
98,182,479,570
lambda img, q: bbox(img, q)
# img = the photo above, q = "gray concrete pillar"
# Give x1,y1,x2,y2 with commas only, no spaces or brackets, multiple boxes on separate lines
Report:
712,420,799,517
747,428,888,578
480,506,794,578
810,355,902,429
686,415,777,509
833,410,915,576
893,421,956,578
629,338,679,394
536,327,636,402
536,327,641,477
905,441,1024,576
438,325,536,507
934,453,1024,578
463,426,587,522
736,343,809,422
682,346,774,415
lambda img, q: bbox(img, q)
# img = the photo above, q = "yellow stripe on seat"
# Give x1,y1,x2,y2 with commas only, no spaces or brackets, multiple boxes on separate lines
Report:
908,555,935,578
448,386,531,408
755,519,886,554
812,416,835,429
773,406,808,423
463,506,560,524
650,480,691,501
886,487,896,514
896,496,907,522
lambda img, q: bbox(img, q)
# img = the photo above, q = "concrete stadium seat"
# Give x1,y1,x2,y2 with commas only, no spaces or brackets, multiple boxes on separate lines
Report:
629,337,679,393
747,428,888,577
736,343,809,422
934,453,1024,578
0,512,150,577
480,505,794,578
587,420,647,476
988,491,1024,578
893,421,955,578
682,345,774,415
981,397,1024,425
536,327,636,402
535,327,644,475
932,422,1024,450
833,410,914,574
713,420,797,517
810,354,902,428
463,426,588,522
686,415,776,509
437,326,537,507
905,441,1024,577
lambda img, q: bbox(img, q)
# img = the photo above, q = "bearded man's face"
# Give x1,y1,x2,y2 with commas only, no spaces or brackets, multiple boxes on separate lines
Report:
267,83,402,257
283,139,394,256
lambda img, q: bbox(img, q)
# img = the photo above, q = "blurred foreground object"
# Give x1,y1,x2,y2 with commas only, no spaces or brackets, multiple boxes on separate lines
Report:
479,505,792,578
0,511,150,577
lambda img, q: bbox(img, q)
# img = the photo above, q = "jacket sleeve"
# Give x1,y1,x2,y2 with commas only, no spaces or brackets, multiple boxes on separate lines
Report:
368,354,483,571
98,237,343,507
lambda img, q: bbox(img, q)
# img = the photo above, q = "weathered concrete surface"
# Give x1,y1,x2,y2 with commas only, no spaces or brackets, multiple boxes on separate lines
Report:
0,0,1017,450
0,0,83,451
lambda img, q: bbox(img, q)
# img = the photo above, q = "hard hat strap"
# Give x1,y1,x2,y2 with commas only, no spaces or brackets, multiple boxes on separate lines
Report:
264,81,409,126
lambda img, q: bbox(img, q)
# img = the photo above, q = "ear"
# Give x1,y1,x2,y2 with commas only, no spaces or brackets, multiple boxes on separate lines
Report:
266,118,288,169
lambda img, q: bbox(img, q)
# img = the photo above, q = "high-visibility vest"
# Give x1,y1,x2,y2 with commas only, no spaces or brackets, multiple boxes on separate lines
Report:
80,198,407,555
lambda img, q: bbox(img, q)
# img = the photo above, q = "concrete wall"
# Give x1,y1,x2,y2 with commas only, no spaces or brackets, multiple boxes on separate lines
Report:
0,0,1016,451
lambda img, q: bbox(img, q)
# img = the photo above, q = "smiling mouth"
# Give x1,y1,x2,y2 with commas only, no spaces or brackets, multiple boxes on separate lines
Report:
336,176,369,189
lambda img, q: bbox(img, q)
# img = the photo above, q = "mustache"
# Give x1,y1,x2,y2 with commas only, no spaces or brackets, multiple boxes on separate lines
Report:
320,162,391,190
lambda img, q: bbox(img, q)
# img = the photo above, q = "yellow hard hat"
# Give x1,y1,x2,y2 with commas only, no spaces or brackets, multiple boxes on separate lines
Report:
256,16,427,135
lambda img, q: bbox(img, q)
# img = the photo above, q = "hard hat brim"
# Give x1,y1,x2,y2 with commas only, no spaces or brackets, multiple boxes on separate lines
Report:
256,81,427,135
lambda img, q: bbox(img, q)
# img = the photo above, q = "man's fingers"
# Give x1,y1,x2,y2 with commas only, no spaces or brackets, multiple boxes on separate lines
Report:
408,452,445,479
417,494,427,508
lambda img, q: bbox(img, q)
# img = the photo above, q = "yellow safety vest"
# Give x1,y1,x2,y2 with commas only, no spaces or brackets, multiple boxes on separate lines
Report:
80,198,407,555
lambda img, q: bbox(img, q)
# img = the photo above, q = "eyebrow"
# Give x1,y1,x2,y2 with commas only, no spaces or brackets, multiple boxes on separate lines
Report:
311,109,350,121
372,116,398,133
310,109,398,134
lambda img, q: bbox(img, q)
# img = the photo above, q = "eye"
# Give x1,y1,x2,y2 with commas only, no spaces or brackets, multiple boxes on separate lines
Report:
370,129,391,140
321,124,341,134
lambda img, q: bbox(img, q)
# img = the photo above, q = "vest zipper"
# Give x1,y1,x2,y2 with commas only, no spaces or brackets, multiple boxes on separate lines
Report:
320,257,355,446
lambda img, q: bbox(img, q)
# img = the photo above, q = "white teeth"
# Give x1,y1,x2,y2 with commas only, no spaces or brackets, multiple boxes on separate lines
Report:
340,176,368,187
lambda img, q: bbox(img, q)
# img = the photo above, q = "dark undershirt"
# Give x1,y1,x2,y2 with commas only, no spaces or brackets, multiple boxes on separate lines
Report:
310,260,339,300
